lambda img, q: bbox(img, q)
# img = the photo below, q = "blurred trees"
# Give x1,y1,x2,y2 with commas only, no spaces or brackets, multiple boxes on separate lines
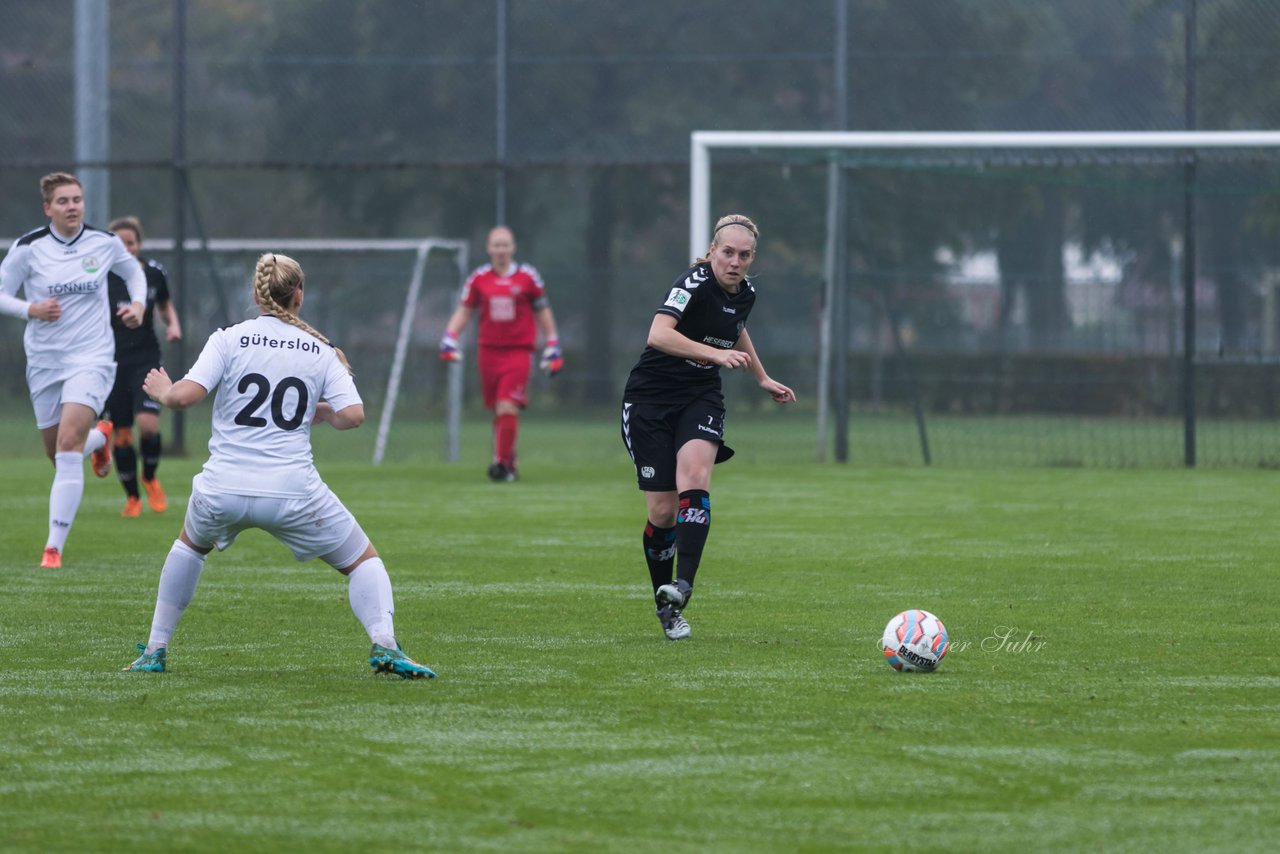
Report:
4,0,1280,402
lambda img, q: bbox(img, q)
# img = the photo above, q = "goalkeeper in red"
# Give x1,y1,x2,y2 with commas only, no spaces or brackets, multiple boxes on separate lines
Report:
440,226,562,481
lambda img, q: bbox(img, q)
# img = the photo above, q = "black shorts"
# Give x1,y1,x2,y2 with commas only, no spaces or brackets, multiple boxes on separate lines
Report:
621,390,735,492
105,359,162,428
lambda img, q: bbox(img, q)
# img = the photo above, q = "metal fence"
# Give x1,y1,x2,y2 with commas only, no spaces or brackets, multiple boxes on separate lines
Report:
3,0,1280,465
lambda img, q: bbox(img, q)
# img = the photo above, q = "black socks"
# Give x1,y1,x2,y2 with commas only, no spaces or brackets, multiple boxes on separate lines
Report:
675,489,711,590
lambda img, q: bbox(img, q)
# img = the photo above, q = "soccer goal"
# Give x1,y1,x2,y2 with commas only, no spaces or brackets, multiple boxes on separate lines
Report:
691,130,1280,467
143,237,469,465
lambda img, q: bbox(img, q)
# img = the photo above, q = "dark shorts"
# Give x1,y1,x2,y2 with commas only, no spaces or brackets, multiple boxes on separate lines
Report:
105,358,162,428
620,391,735,492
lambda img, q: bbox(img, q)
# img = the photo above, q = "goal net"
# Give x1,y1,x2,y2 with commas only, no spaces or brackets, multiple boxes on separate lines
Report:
691,130,1280,467
144,237,469,465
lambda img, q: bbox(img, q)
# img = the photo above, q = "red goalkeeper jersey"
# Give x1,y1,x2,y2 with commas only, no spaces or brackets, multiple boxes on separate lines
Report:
460,262,548,349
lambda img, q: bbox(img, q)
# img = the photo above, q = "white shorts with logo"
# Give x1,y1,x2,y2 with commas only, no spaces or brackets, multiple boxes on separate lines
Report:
27,362,117,430
184,473,368,566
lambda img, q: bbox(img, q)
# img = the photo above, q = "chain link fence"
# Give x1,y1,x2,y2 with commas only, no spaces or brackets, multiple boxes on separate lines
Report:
4,0,1280,465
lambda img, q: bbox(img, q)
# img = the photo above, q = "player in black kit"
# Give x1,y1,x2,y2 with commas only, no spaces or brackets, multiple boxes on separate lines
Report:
105,217,182,517
620,214,795,640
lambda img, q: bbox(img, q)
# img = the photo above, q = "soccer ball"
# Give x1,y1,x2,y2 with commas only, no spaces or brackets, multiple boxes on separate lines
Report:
881,609,950,672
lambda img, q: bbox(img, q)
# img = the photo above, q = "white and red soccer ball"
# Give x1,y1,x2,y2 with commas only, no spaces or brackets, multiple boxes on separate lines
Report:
882,609,950,672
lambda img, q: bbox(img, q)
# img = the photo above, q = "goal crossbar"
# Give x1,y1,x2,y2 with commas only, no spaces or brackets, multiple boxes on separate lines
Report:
690,130,1280,257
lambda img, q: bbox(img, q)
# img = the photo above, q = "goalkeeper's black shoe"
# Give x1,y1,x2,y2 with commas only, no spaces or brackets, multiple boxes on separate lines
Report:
487,462,517,482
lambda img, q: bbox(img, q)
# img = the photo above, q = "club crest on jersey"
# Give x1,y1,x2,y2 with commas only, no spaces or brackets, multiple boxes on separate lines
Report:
664,288,690,309
82,257,100,273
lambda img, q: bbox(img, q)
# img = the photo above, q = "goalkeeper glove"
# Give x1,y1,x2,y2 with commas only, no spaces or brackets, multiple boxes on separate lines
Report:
439,332,462,362
540,337,564,376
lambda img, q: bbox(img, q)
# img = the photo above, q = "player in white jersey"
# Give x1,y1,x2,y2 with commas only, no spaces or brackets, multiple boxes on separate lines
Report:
122,252,436,679
0,173,147,569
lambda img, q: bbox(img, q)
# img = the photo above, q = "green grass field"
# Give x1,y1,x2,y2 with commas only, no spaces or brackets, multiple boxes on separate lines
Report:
1,412,1278,852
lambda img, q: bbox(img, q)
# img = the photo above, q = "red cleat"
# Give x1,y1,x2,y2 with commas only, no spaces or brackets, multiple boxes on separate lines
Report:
40,547,62,569
142,478,167,513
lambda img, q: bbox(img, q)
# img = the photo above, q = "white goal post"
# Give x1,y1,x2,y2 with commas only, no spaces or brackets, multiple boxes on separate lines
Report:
371,238,470,465
690,129,1280,462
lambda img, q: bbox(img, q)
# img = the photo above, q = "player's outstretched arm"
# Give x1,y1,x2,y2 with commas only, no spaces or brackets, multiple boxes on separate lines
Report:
736,328,796,403
143,367,208,410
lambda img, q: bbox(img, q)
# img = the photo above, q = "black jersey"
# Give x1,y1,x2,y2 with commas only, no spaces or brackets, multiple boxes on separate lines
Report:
109,258,170,364
623,261,755,404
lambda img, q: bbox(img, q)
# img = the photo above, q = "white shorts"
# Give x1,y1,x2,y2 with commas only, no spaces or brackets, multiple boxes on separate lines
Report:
27,362,117,430
184,473,369,566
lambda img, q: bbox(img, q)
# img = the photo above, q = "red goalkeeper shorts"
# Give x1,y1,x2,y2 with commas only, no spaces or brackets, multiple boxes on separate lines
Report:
477,347,533,409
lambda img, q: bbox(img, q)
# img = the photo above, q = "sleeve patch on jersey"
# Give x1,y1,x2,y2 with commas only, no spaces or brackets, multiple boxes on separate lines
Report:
664,288,691,310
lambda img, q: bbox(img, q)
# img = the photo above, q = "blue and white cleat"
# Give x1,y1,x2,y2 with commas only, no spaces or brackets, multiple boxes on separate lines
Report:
123,643,166,672
369,643,437,679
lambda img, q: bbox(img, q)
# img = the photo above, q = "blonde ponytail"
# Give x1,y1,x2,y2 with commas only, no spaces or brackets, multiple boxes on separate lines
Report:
253,253,353,374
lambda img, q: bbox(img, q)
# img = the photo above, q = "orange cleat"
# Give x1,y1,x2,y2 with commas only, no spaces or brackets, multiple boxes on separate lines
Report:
91,420,113,477
122,496,143,517
40,547,62,569
143,478,167,513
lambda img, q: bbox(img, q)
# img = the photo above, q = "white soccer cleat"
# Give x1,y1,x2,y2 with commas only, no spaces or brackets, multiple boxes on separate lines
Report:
657,604,690,640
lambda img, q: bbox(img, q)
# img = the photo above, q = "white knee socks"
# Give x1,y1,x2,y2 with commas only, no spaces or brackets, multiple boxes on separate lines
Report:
348,558,396,648
146,540,208,652
47,452,84,551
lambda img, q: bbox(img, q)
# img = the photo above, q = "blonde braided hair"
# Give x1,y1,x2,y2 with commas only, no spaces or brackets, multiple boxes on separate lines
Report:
252,253,352,374
695,213,759,264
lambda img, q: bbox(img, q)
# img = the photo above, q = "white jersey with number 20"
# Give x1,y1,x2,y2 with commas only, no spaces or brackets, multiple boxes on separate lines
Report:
184,314,361,498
